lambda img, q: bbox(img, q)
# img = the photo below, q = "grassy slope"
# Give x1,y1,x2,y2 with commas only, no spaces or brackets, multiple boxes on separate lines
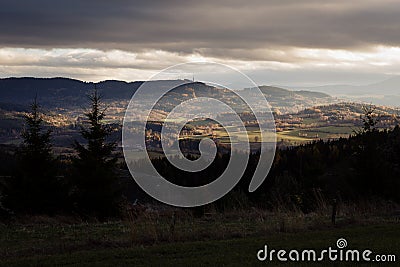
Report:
1,223,398,266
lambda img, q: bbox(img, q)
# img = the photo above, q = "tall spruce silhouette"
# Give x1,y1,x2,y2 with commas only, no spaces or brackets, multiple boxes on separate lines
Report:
7,98,61,213
72,88,122,218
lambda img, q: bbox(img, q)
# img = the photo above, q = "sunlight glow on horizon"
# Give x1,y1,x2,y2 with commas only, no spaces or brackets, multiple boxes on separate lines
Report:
1,46,400,85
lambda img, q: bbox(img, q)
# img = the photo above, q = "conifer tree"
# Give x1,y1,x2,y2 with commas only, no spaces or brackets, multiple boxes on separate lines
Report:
71,88,122,218
7,98,61,213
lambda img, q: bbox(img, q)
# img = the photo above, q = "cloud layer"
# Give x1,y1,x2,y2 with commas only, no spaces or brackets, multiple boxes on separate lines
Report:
1,0,400,85
2,0,400,52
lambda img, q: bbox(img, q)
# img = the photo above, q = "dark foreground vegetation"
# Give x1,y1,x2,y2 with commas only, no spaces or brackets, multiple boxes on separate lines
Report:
0,90,399,265
150,108,400,215
0,94,399,219
0,219,398,266
0,90,123,219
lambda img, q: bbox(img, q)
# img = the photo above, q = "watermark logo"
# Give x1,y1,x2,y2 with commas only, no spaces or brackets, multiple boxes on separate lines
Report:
122,62,276,207
336,238,347,249
257,238,396,263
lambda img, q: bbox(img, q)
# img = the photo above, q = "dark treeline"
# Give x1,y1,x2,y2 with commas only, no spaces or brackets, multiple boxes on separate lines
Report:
258,127,400,211
0,100,399,219
149,112,400,212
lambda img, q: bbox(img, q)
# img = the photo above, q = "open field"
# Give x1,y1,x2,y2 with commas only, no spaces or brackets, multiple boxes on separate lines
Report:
180,124,355,146
278,125,354,141
0,221,398,266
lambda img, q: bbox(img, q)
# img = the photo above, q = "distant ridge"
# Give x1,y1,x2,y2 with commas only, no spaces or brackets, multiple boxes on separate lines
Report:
0,77,140,103
257,85,330,98
0,77,331,101
0,77,333,113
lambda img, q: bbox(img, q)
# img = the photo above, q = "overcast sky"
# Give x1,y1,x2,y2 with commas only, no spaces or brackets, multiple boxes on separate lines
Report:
1,0,400,86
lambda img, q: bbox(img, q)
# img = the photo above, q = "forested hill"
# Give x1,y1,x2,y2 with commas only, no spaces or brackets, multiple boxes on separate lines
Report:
0,77,142,103
0,78,332,109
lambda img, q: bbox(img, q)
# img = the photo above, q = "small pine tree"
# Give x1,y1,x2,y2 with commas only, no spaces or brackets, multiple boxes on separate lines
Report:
71,88,122,218
7,98,61,214
361,105,379,133
352,105,382,196
21,99,52,159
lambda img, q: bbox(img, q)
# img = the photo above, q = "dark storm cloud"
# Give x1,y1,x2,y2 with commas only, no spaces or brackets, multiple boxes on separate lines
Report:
1,0,400,58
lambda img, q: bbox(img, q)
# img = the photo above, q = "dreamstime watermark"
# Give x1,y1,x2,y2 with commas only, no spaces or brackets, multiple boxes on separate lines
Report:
257,238,396,263
122,62,276,207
